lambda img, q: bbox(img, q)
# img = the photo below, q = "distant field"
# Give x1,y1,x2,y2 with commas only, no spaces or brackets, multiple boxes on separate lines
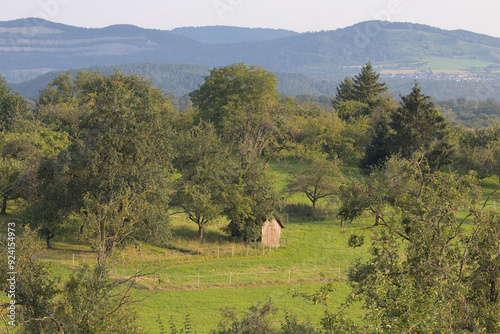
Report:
378,57,500,74
422,57,498,71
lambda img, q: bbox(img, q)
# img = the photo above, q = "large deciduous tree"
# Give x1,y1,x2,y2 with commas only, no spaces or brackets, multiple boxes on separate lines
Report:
189,63,282,163
31,71,175,248
190,64,282,239
338,157,500,332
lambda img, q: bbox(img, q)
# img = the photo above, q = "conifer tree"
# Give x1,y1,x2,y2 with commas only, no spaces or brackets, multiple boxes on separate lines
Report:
351,62,388,105
332,76,355,107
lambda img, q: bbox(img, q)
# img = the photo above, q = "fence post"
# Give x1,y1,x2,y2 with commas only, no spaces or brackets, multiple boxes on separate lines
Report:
288,269,291,283
229,272,232,284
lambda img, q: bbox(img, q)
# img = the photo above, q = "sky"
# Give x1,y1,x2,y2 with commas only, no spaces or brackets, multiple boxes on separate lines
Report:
0,0,499,37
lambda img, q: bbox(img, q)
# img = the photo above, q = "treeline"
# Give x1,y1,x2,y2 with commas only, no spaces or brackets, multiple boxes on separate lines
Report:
437,97,500,127
0,62,499,332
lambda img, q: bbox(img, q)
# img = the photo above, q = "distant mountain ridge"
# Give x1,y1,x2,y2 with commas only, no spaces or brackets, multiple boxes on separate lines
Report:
170,26,299,44
1,18,500,83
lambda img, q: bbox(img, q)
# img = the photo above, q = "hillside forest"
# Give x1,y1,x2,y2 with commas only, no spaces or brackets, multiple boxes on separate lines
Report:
0,62,499,333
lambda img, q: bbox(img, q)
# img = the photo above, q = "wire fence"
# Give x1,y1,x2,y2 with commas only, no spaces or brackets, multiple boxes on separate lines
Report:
127,266,348,290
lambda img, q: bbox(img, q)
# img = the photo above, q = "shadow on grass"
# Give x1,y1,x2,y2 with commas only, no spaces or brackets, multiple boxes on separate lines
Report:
169,225,230,244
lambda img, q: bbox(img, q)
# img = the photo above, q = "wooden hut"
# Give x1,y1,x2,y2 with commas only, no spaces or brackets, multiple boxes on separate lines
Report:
261,218,284,247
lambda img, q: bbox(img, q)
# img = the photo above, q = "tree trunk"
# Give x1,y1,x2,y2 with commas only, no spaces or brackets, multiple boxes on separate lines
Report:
45,231,55,249
312,199,317,210
340,218,344,228
198,224,204,243
375,215,381,225
1,197,6,214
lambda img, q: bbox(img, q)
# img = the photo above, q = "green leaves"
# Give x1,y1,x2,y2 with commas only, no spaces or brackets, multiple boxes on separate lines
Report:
340,156,500,332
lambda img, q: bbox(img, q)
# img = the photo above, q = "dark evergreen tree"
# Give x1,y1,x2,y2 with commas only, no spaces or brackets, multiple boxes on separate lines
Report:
359,114,393,171
332,76,355,107
389,82,453,168
351,62,388,106
361,82,453,170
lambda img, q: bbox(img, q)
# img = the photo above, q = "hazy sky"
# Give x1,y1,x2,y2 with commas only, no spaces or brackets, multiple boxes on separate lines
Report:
1,0,499,37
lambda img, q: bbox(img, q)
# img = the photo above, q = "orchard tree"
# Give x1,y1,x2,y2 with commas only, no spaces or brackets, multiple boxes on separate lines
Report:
173,123,239,243
338,157,500,332
224,162,279,241
0,157,22,214
454,124,500,180
32,71,175,248
285,156,343,209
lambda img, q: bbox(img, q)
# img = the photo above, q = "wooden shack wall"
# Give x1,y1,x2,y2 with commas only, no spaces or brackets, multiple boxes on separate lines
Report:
262,219,282,247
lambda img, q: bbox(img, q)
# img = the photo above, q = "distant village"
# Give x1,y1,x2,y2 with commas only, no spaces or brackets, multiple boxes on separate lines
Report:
381,71,500,83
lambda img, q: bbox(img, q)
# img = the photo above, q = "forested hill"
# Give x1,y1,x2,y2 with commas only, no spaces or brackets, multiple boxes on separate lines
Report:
1,18,500,83
170,26,299,44
10,63,500,102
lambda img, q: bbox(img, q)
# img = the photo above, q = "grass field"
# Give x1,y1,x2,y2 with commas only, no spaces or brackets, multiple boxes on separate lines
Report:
1,160,499,333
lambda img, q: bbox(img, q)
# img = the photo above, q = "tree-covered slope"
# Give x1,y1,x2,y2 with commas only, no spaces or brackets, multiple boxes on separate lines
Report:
1,19,499,82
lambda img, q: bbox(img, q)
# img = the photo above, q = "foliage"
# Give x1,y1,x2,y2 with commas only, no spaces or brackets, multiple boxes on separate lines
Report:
339,156,500,332
0,225,61,333
332,77,355,108
210,299,278,334
453,123,500,179
285,157,343,209
361,82,454,170
351,62,388,107
173,122,239,242
0,157,22,214
0,76,30,131
31,70,175,248
224,162,279,240
190,63,286,164
58,262,145,334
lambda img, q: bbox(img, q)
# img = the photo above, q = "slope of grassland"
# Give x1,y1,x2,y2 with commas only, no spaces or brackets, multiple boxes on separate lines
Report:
1,160,498,333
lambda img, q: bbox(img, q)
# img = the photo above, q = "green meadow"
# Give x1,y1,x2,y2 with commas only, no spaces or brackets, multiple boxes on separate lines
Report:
1,160,498,333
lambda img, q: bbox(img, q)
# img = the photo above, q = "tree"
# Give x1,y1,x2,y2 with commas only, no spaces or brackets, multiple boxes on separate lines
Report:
0,226,60,333
190,63,279,134
0,76,30,131
224,162,279,241
285,157,343,209
361,82,453,171
190,63,282,163
332,76,355,108
0,225,149,333
338,157,500,332
453,124,500,180
0,157,22,214
389,82,453,167
32,71,175,248
351,62,388,106
173,123,239,243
